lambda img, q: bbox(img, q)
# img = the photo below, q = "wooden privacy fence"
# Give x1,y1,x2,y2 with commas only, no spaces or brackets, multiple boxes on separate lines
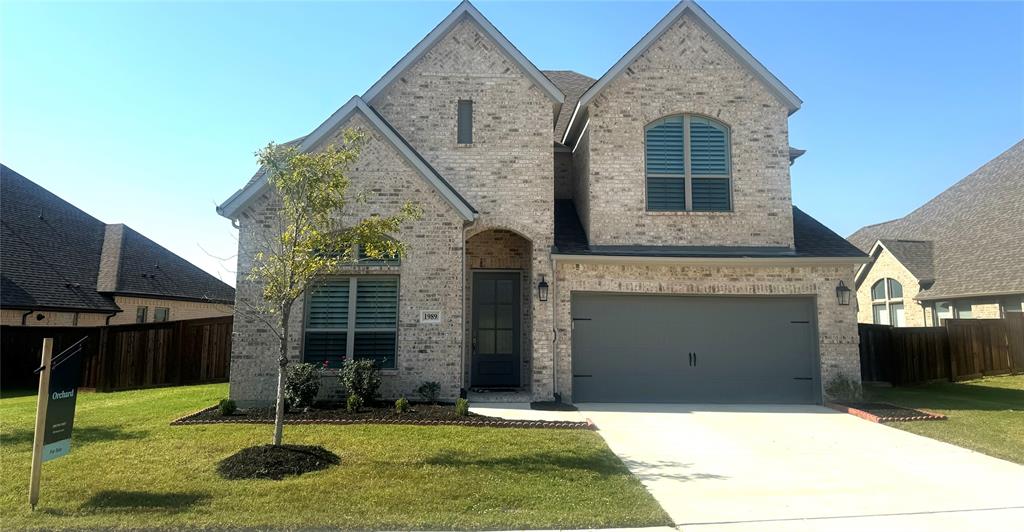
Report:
859,315,1024,386
1,316,232,392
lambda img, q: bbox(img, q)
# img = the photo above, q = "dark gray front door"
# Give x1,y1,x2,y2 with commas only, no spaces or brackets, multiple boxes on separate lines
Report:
472,272,521,387
571,294,818,403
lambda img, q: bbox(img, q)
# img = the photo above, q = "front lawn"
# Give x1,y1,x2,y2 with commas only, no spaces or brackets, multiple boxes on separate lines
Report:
866,374,1024,465
0,384,669,530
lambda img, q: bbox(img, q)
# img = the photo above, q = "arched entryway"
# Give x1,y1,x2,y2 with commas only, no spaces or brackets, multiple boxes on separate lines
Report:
464,229,532,391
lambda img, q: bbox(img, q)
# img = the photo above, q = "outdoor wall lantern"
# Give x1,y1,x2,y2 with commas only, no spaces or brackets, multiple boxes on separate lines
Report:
538,275,549,302
836,280,852,306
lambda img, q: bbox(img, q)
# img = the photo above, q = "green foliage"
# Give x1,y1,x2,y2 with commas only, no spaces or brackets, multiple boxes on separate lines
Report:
395,397,410,414
339,359,382,402
285,362,324,409
454,398,470,417
249,133,422,318
218,398,237,416
415,381,441,404
346,394,363,413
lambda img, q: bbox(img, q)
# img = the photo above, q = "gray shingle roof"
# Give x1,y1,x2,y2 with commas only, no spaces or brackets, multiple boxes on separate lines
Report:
848,140,1024,300
878,239,935,283
543,70,596,142
1,164,235,313
555,200,865,260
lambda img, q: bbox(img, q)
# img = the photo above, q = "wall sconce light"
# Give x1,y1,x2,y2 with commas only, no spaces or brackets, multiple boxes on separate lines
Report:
538,275,549,302
836,280,852,306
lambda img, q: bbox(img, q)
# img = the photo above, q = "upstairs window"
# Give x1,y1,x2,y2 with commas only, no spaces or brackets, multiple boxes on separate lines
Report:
871,278,905,327
136,306,148,323
457,99,473,144
645,114,731,212
154,307,170,322
304,276,399,369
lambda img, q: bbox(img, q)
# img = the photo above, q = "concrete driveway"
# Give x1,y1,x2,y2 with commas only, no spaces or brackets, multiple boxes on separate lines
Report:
576,404,1024,531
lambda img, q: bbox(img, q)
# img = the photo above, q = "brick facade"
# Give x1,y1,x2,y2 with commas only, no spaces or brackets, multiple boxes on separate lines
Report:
856,248,929,327
224,2,863,405
575,12,794,248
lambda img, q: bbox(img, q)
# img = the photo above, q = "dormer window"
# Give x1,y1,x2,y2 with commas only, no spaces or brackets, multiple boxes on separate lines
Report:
645,114,731,212
457,99,473,144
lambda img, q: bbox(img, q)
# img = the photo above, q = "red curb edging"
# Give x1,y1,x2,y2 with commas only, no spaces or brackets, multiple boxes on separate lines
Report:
171,406,596,430
826,402,947,423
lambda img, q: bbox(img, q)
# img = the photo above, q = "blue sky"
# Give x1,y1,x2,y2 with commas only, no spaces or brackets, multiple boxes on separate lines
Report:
2,1,1021,286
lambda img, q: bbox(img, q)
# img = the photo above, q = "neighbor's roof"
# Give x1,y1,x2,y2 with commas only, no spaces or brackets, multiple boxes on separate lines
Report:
848,140,1024,300
217,96,477,221
544,70,596,142
563,0,801,145
363,0,563,105
878,239,935,283
1,164,235,313
554,200,865,262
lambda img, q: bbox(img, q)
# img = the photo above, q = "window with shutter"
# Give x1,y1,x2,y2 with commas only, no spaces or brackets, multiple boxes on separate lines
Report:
645,114,731,212
303,276,399,369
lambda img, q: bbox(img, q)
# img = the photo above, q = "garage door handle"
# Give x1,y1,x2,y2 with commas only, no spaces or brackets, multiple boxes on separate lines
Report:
573,374,593,378
793,377,812,381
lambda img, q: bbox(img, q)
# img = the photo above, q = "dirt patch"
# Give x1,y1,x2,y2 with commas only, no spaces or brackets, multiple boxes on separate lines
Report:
217,444,340,480
172,402,594,430
827,402,947,423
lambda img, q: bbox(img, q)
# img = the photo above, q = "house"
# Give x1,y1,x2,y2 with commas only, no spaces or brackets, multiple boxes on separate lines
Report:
1,164,235,326
849,141,1024,327
218,0,866,405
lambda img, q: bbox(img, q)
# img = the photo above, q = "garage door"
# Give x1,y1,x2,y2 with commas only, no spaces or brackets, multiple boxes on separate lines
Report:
571,293,819,403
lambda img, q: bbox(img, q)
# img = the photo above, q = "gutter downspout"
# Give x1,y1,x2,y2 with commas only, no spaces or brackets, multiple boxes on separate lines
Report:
21,310,33,325
461,224,470,397
549,252,559,402
105,311,119,325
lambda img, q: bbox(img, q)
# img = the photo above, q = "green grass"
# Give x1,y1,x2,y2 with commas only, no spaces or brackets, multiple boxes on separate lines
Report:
866,374,1024,465
0,384,669,530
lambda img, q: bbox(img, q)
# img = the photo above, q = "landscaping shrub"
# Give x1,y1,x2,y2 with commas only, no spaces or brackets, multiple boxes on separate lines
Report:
395,397,410,414
285,362,324,409
339,359,381,402
218,398,237,416
346,393,363,413
455,398,470,417
415,381,441,404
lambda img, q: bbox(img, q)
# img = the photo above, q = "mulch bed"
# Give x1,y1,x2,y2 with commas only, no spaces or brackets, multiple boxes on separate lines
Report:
217,444,340,480
172,402,594,430
827,402,947,423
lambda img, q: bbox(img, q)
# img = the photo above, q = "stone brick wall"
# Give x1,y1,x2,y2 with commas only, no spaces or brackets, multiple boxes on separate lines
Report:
578,12,794,247
368,18,556,400
0,309,109,327
553,261,862,401
554,150,573,200
229,113,466,406
109,296,232,325
855,248,929,327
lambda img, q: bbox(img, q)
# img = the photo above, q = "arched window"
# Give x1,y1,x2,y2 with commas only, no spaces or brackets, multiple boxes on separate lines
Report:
871,278,905,327
645,114,731,212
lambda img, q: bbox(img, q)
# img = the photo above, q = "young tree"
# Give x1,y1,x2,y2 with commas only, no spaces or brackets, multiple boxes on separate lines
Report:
247,130,420,445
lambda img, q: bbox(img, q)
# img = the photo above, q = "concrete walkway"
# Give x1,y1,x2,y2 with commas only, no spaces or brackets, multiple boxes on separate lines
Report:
577,404,1024,532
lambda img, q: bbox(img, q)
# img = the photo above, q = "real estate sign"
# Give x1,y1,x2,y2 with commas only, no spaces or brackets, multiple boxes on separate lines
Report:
41,346,82,461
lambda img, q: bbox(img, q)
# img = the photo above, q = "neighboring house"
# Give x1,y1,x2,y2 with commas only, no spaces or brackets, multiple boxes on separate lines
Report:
1,164,235,326
218,0,866,406
849,141,1024,327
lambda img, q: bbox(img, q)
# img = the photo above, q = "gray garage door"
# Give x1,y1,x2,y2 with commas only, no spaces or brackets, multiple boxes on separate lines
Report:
571,294,819,403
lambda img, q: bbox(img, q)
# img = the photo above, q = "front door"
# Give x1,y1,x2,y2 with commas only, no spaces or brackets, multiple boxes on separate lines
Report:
471,272,521,388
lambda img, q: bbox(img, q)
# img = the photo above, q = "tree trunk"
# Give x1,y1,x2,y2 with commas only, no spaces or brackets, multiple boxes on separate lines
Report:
272,305,291,446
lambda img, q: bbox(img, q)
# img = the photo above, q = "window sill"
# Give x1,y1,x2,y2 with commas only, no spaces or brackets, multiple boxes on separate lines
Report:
320,367,399,376
455,143,475,148
645,210,735,216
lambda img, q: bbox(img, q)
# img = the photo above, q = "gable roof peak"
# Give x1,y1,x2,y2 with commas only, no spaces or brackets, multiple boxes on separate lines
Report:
217,95,477,221
562,0,802,144
362,0,563,104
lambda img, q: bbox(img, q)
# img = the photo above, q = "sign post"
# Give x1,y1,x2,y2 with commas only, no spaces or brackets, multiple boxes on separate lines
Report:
28,337,85,510
28,338,52,510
